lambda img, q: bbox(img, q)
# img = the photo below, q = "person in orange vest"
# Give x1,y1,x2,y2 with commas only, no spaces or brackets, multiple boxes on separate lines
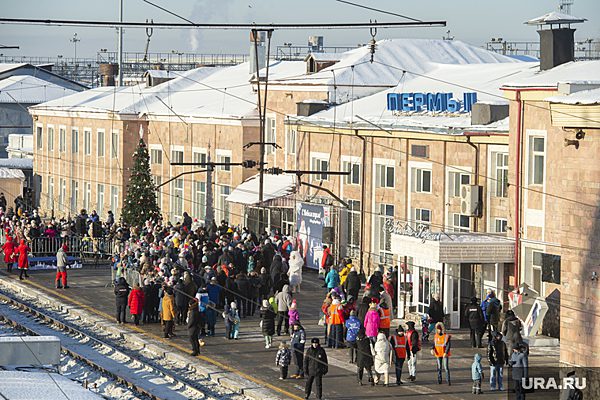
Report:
431,322,452,385
389,325,407,385
327,298,345,348
378,301,391,337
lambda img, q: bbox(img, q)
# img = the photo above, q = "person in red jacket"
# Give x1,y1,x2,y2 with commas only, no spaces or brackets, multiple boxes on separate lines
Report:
15,239,30,280
2,235,16,272
128,284,145,325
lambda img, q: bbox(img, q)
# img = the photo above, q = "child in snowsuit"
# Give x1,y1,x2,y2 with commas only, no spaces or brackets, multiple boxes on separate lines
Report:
472,353,484,394
223,301,240,339
275,341,292,379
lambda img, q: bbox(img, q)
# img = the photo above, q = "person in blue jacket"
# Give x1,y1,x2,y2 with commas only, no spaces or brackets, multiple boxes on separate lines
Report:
325,267,340,291
345,310,361,363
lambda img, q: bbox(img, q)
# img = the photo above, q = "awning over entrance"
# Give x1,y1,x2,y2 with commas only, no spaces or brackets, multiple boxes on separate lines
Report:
226,173,297,206
391,230,514,264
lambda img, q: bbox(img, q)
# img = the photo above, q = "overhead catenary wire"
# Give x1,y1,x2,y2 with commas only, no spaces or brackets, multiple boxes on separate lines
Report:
334,0,423,22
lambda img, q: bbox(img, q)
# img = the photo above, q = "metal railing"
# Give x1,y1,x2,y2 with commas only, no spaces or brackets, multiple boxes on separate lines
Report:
28,236,114,259
111,265,142,288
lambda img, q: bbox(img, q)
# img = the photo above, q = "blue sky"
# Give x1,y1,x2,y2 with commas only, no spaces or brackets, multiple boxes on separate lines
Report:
1,0,598,58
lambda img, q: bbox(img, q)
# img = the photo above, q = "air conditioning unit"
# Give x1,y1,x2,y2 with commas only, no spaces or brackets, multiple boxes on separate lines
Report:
460,184,481,216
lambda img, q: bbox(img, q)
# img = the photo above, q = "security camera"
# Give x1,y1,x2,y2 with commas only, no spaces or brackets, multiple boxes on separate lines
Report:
575,129,585,140
564,138,579,149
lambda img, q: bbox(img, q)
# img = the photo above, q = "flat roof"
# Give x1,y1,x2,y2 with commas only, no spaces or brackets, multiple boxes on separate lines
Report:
0,371,102,400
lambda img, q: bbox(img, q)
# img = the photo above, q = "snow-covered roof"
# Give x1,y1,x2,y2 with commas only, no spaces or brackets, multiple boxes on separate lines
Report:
0,167,25,179
0,158,33,169
298,61,537,134
0,63,28,74
0,371,102,400
0,75,79,104
546,88,600,105
525,11,586,25
269,39,521,103
227,173,297,205
502,60,600,88
143,70,175,79
304,52,343,62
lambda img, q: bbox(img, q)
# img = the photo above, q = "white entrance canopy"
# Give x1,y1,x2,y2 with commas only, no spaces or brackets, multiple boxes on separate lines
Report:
226,173,297,205
391,229,514,264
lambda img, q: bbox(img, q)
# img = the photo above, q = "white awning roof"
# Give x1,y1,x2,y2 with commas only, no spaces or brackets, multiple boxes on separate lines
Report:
226,173,297,205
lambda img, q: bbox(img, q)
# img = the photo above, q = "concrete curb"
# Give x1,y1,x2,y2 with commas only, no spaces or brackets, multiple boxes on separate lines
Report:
0,278,283,400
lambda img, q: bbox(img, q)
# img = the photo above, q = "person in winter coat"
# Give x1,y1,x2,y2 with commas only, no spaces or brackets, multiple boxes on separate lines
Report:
465,296,485,348
339,261,352,287
432,322,452,385
187,298,203,356
270,254,284,290
509,343,528,400
287,251,303,293
356,329,374,386
367,267,384,292
406,320,421,382
288,300,300,327
327,298,345,348
488,331,508,391
223,302,240,339
357,296,371,324
321,245,333,275
371,332,393,386
428,293,444,324
502,310,523,354
290,323,306,379
174,279,188,325
15,239,30,280
304,338,328,400
114,277,131,324
2,235,15,272
363,302,380,342
275,284,293,335
472,353,484,394
486,291,502,333
345,310,361,363
275,341,292,379
325,267,340,291
55,244,69,289
162,286,176,338
235,271,251,318
259,267,271,300
128,284,145,325
344,267,361,300
389,325,407,385
248,271,261,316
260,299,276,348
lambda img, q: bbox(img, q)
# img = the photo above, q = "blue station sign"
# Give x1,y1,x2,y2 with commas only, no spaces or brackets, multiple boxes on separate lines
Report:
387,92,478,113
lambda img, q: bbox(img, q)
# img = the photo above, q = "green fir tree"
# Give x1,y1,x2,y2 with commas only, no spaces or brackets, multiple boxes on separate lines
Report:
121,138,160,227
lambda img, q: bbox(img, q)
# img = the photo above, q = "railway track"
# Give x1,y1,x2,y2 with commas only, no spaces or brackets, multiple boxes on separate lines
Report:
0,287,242,400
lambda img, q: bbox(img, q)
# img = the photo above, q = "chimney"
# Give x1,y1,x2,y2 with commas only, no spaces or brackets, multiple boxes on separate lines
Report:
525,12,586,71
297,100,329,117
98,63,119,86
249,30,266,75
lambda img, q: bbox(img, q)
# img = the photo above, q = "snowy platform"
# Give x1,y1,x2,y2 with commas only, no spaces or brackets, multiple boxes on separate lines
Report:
0,371,102,400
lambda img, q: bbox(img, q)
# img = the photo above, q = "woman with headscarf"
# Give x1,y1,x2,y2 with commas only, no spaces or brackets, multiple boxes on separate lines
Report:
287,250,303,294
372,332,393,386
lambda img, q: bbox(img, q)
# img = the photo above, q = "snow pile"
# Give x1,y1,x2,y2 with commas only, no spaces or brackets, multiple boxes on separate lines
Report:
546,87,600,105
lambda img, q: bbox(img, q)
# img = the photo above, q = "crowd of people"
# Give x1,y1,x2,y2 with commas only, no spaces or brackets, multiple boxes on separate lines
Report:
0,205,531,400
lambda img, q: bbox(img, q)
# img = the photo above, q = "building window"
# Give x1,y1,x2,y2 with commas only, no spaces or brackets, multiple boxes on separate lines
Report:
448,171,471,198
71,128,79,153
265,117,276,155
218,185,231,223
59,178,66,208
47,177,54,210
532,251,543,294
412,168,432,193
110,186,119,215
193,181,206,220
451,213,471,232
48,127,54,151
36,126,43,149
375,164,394,188
84,182,91,211
529,136,545,185
97,184,105,216
494,152,509,197
153,176,162,209
217,154,231,171
417,266,441,314
171,178,184,220
342,161,360,185
84,129,91,155
286,128,296,155
346,199,361,257
193,151,207,166
150,148,162,165
97,130,105,157
171,149,184,164
59,128,66,152
494,218,508,233
71,180,78,211
312,158,329,181
111,130,119,159
376,204,394,264
411,144,429,158
412,207,431,228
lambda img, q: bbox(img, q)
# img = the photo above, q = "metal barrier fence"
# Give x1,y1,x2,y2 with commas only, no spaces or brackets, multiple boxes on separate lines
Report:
28,236,114,259
111,266,143,288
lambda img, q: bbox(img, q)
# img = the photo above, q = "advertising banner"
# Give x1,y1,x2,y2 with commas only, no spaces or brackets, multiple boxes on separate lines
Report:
296,203,325,271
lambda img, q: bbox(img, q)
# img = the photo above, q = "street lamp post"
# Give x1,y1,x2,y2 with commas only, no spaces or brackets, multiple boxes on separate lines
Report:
70,33,80,60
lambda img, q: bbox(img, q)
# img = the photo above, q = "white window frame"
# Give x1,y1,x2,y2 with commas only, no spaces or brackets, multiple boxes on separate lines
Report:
375,203,394,264
153,176,162,209
58,126,66,152
84,128,91,155
149,145,163,165
373,158,395,189
341,157,361,185
192,148,207,166
494,152,509,197
494,217,508,233
528,135,545,186
218,185,231,223
448,170,471,198
84,182,91,211
531,249,544,295
193,180,206,221
71,128,79,154
216,153,232,171
412,207,431,228
412,167,432,193
47,125,54,151
71,180,78,211
110,185,119,215
97,184,105,217
111,129,119,159
47,176,54,210
97,129,105,157
36,124,43,149
286,127,296,155
451,213,471,232
58,178,66,208
346,199,361,257
171,178,184,220
265,116,276,156
171,148,184,164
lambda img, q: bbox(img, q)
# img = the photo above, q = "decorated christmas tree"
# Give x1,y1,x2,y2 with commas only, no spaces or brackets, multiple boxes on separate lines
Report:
121,138,160,227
